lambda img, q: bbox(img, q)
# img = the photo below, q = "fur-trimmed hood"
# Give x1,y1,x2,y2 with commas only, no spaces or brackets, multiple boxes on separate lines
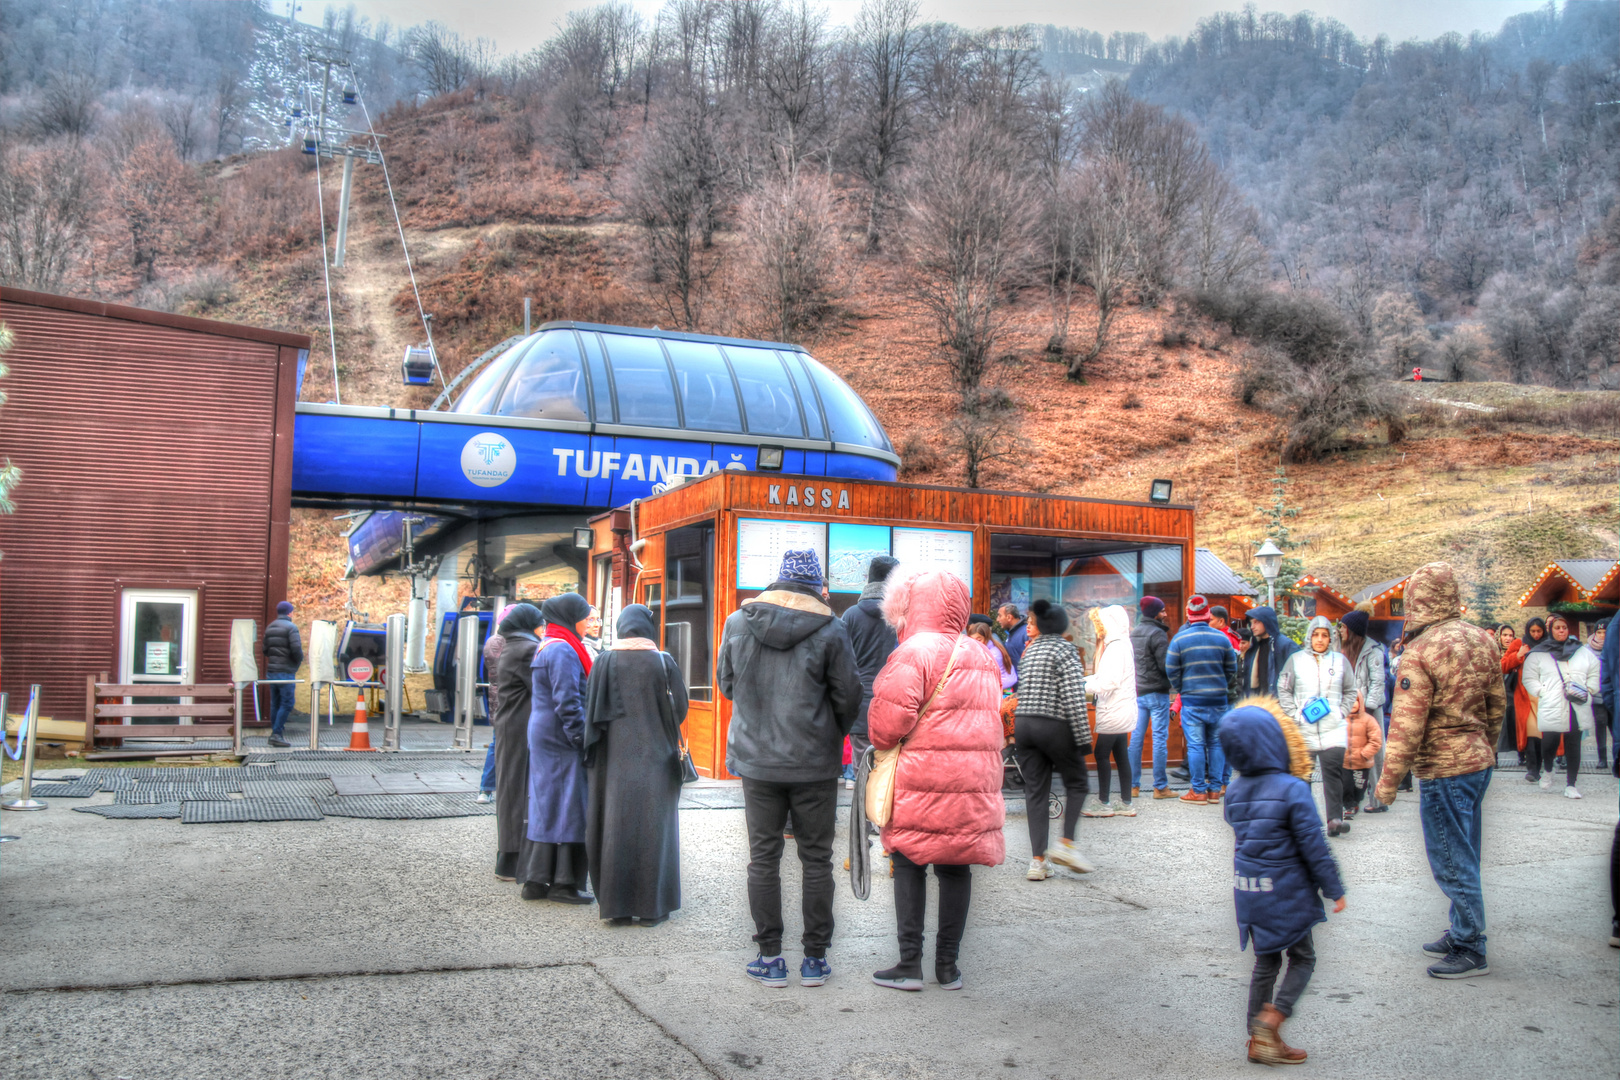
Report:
1219,697,1312,780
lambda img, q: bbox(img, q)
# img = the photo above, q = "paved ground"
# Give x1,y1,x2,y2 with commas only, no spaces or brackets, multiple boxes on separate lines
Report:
2,764,1615,1079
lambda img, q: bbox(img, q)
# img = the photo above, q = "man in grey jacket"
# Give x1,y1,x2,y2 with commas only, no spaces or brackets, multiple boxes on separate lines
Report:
262,601,304,748
1129,596,1175,797
718,549,862,989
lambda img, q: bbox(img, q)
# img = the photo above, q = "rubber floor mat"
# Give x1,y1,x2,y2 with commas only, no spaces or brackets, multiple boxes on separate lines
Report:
329,774,384,795
27,782,101,798
416,772,481,793
239,778,338,798
182,798,323,823
316,794,496,819
74,802,184,819
117,787,233,804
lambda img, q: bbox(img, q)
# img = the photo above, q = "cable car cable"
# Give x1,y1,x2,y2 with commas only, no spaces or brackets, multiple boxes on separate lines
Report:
312,142,342,405
354,83,447,391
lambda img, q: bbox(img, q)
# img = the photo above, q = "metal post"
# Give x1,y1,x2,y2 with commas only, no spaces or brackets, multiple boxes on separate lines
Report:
0,692,13,840
524,297,531,335
1268,582,1276,609
3,686,48,812
333,153,356,267
455,614,479,751
233,683,244,756
383,613,405,752
311,681,325,752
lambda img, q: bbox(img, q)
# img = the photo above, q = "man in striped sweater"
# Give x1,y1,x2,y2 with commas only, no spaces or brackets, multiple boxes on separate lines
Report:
1167,595,1240,804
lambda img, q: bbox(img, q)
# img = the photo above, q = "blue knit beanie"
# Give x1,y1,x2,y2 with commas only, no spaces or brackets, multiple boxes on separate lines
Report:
777,549,824,588
276,601,294,616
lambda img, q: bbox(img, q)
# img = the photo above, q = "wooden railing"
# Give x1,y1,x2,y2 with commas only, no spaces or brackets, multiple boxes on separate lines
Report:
85,677,240,754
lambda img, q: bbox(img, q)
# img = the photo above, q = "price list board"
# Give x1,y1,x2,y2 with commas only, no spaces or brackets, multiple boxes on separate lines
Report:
892,527,974,591
736,518,829,589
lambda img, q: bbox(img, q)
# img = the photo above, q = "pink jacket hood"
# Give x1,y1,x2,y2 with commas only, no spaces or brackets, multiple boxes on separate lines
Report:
870,571,1006,867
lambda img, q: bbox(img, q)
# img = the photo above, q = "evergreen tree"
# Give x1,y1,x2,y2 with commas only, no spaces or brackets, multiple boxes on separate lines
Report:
1240,466,1308,643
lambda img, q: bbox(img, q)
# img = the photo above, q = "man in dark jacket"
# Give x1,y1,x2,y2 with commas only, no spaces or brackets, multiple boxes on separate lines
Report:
842,555,900,779
997,603,1028,670
262,600,304,748
1242,607,1297,699
718,549,862,989
1129,596,1175,797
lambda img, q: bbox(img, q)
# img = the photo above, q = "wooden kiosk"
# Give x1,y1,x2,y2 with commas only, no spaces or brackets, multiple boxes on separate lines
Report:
585,471,1198,779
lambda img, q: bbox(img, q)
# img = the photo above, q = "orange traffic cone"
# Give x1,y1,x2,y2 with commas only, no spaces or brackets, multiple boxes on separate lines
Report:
347,696,375,751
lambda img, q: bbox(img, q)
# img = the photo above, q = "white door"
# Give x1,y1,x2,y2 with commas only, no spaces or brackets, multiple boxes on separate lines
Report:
119,589,198,726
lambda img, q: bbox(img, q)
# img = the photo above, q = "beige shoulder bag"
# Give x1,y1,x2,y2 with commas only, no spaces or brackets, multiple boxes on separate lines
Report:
866,636,968,828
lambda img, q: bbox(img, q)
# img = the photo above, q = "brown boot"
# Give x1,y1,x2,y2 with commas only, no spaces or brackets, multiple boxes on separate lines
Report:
1249,1005,1307,1065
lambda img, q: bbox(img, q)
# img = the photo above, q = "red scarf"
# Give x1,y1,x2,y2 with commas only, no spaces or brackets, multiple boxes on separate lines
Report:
544,622,593,675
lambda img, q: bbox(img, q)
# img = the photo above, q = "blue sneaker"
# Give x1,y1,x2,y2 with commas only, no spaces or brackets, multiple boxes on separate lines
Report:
800,956,831,986
746,954,788,988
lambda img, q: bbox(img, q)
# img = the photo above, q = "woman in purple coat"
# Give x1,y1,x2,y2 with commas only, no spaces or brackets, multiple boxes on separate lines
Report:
518,592,595,904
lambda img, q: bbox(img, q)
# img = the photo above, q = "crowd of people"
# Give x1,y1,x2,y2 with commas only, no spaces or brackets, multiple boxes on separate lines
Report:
474,550,1615,1068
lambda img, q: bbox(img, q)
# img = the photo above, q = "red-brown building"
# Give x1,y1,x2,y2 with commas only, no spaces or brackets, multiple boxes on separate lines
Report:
0,288,306,728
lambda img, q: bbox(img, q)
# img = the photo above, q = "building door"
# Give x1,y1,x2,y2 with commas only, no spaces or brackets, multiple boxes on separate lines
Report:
119,589,198,724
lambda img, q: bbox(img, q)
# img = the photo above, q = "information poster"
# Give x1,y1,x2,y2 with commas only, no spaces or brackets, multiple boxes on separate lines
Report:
144,641,172,675
736,518,828,589
828,523,892,593
892,527,974,591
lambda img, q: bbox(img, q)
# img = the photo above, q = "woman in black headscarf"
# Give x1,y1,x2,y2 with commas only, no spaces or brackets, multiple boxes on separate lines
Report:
519,591,595,903
583,605,689,926
490,603,544,882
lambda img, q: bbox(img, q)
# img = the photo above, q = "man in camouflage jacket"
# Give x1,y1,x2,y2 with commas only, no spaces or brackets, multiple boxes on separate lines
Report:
1376,562,1504,979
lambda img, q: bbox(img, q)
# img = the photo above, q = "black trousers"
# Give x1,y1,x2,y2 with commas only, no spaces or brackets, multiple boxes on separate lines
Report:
1015,713,1089,854
741,777,837,959
1594,704,1610,764
1534,726,1581,785
1310,748,1347,823
1092,732,1132,804
891,851,972,975
1248,932,1316,1021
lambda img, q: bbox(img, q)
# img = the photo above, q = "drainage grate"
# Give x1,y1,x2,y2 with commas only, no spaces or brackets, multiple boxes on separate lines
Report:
316,793,495,819
182,798,324,823
74,802,183,819
28,782,101,798
240,779,338,798
117,787,233,804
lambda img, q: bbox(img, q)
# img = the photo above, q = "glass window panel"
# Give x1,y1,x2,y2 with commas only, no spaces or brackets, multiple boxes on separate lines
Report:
806,356,890,449
724,346,805,438
602,334,681,429
580,332,615,423
782,353,826,439
496,331,588,421
453,337,532,414
664,523,714,702
665,340,743,433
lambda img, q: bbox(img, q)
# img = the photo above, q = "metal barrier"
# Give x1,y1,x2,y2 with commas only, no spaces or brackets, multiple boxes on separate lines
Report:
249,678,306,752
316,681,383,750
3,686,47,812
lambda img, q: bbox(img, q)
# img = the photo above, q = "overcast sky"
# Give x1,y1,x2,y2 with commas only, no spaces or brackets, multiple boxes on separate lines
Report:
300,0,1554,59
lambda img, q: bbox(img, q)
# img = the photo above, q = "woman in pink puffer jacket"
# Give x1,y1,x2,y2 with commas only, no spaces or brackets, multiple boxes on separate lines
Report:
868,570,1006,992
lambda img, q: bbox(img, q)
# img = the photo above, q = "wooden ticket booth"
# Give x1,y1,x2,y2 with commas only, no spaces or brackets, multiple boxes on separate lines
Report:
585,471,1197,779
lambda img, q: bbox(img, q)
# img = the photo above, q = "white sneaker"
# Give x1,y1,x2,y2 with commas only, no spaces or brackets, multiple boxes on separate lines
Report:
843,778,855,790
1026,857,1050,881
1539,773,1552,790
475,791,493,804
1111,799,1137,817
1564,785,1582,800
1081,802,1115,818
1045,838,1096,874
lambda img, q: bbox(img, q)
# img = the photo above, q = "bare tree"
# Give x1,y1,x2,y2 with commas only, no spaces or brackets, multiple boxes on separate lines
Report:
758,0,830,181
734,171,848,340
898,111,1038,392
411,22,487,98
212,69,248,157
629,95,724,329
1065,161,1141,380
0,142,93,293
28,71,98,139
944,386,1027,487
108,138,191,282
845,0,920,251
161,95,201,161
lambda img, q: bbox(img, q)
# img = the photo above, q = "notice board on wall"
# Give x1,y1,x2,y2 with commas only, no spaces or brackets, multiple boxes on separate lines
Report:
736,518,829,589
828,523,892,593
892,527,974,591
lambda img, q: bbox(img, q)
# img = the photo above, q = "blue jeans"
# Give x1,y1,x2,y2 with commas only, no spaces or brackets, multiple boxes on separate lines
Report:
1419,768,1491,957
268,676,296,738
480,732,497,793
1130,692,1172,791
1180,701,1227,794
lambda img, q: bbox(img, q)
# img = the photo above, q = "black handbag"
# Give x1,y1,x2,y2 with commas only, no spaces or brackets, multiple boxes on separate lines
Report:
654,655,700,784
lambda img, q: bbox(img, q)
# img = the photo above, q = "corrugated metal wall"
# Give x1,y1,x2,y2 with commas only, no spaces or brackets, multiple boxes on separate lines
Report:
0,295,300,724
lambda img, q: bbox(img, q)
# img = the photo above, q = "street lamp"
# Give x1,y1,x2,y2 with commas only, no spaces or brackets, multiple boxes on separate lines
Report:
1255,539,1284,610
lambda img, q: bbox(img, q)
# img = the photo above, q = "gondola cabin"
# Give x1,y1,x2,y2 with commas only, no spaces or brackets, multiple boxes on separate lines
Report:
585,471,1199,779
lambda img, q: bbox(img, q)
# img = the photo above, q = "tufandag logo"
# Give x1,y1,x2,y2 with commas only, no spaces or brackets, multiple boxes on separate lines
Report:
461,433,518,487
552,449,749,490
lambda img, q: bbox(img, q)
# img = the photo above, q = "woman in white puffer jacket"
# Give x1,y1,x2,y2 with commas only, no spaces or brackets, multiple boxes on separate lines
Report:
1082,605,1138,818
1521,613,1599,799
1277,615,1360,836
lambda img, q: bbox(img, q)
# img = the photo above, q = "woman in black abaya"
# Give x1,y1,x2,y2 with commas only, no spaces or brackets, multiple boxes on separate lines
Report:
491,603,544,882
583,605,689,926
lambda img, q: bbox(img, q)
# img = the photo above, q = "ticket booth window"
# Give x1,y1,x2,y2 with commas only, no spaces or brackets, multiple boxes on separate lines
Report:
664,523,714,701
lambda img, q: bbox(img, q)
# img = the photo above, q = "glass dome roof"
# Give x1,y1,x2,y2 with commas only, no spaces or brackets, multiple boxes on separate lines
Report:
452,324,892,452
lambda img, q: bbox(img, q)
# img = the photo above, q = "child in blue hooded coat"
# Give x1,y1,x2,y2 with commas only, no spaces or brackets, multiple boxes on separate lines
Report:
1219,698,1347,1066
